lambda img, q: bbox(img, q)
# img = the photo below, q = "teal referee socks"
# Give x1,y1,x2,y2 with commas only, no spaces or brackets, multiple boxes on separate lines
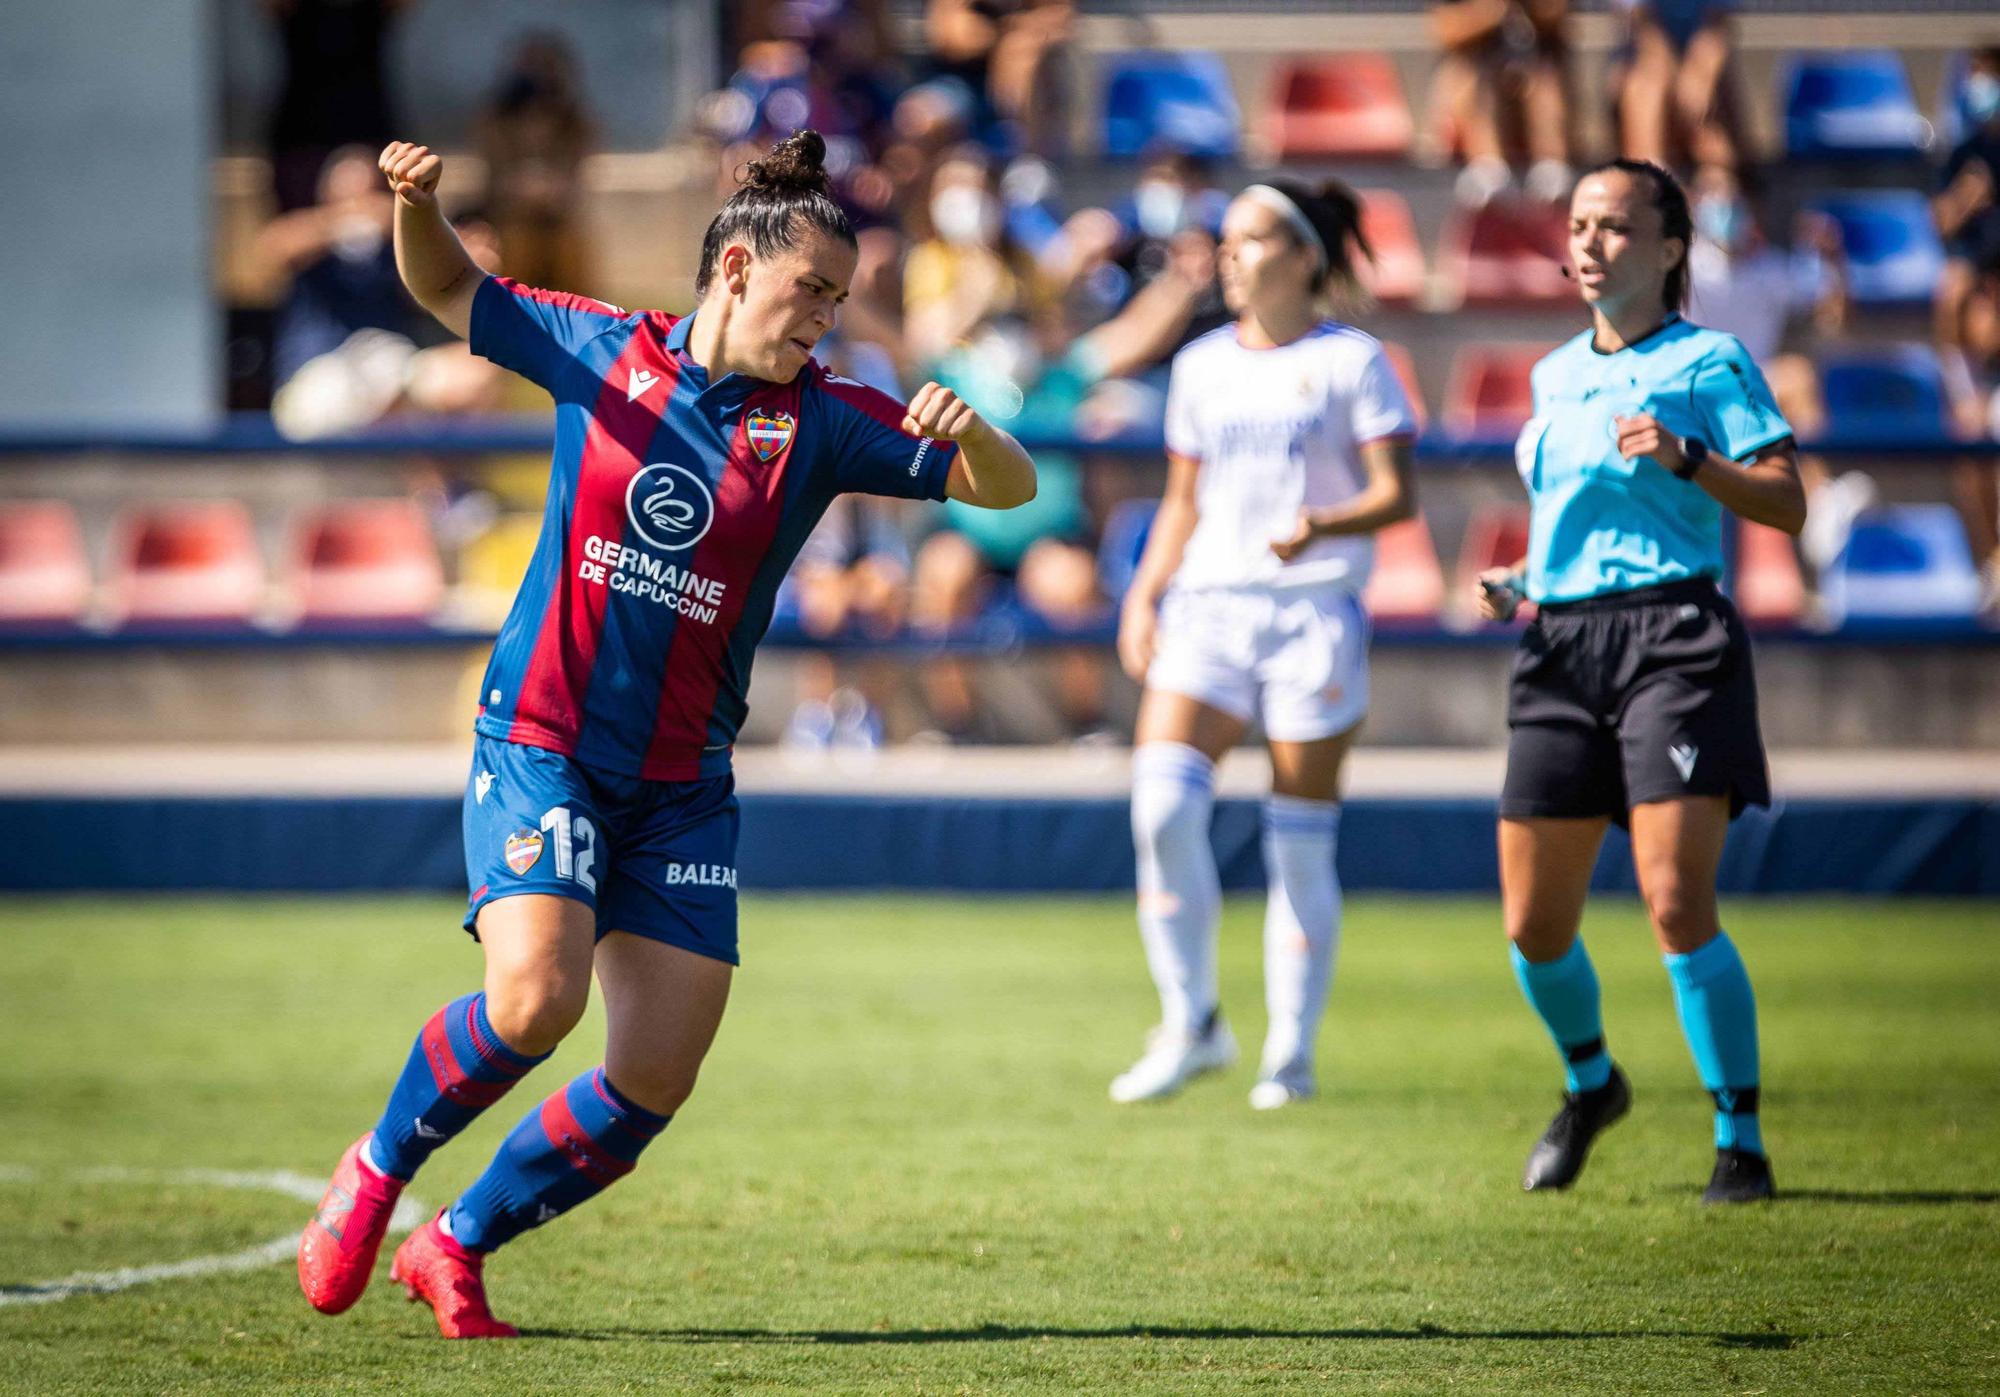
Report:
1665,931,1764,1156
1511,940,1614,1094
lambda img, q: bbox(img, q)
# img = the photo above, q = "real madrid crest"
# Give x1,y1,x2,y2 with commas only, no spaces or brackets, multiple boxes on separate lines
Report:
746,410,796,462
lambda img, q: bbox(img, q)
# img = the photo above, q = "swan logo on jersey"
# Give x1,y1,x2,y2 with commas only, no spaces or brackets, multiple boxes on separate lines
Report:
625,463,716,552
746,410,795,462
503,829,544,875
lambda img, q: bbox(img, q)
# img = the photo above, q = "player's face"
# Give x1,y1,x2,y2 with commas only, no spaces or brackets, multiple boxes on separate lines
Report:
1217,197,1315,316
731,229,858,383
1567,170,1681,315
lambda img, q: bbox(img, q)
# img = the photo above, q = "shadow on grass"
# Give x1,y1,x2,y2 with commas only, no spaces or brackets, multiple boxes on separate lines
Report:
524,1322,1800,1351
1654,1186,1999,1206
1780,1189,2000,1206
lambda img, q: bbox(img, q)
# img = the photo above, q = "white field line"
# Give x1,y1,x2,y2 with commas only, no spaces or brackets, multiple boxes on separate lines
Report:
0,1166,425,1308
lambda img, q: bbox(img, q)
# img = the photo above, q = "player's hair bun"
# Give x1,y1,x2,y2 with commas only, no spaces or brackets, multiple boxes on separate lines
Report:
742,130,834,198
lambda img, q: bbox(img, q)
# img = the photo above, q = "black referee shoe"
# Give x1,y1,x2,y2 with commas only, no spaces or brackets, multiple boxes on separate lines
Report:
1702,1147,1776,1204
1522,1066,1630,1192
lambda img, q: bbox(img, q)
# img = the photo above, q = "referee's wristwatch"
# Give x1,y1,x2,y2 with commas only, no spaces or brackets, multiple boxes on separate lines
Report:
1673,434,1709,480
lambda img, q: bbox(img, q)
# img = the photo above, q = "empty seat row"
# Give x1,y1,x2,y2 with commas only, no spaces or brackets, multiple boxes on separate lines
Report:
0,499,443,624
1108,48,1960,164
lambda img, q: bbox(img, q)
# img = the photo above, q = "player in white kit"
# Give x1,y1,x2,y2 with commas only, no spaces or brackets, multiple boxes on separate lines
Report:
1111,177,1419,1109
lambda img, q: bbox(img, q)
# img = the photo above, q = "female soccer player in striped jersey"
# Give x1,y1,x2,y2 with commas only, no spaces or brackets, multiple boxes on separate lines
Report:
1111,179,1418,1109
297,130,1037,1338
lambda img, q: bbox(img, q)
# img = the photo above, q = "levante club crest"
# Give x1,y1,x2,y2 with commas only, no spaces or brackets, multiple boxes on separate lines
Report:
746,410,795,462
504,830,544,875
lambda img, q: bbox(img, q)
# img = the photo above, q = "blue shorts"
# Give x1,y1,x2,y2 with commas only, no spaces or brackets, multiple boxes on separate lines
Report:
462,734,741,964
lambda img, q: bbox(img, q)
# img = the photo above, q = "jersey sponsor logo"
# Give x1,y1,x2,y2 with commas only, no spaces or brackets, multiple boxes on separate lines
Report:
625,462,716,552
746,410,795,462
910,435,934,478
664,862,738,890
1668,743,1699,783
504,829,545,875
627,367,660,402
581,534,727,624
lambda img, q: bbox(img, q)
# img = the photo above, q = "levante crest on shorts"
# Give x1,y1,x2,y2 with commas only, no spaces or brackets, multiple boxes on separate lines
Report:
503,829,544,876
746,410,795,462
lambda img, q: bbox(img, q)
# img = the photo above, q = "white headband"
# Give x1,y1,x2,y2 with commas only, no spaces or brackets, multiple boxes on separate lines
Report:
1240,184,1326,270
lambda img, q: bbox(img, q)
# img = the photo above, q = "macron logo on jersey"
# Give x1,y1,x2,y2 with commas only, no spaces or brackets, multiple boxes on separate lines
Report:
627,367,660,402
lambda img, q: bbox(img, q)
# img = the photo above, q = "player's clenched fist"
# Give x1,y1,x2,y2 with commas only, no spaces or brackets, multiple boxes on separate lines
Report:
901,382,987,443
379,142,444,206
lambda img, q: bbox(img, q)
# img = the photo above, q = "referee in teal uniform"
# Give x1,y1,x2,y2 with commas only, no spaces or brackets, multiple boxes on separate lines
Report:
1476,160,1806,1204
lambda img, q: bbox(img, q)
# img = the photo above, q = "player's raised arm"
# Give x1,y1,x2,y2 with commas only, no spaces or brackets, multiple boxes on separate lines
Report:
378,141,485,340
906,381,1038,510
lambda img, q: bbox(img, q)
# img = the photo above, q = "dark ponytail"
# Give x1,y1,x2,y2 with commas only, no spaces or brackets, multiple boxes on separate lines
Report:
1265,176,1374,296
694,129,857,298
1581,158,1692,313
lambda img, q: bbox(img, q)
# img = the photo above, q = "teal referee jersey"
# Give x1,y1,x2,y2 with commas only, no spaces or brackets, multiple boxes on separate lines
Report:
1515,317,1792,604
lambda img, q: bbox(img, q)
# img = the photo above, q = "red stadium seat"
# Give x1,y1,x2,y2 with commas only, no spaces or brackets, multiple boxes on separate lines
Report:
290,499,445,620
0,500,92,622
1357,190,1425,306
1443,343,1556,440
1364,515,1446,622
1734,520,1805,628
1264,55,1414,160
1380,341,1429,433
1437,198,1570,308
109,501,264,622
1454,502,1534,621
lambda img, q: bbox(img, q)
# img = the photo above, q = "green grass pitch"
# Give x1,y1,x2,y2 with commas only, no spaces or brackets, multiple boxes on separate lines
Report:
1,895,1995,1394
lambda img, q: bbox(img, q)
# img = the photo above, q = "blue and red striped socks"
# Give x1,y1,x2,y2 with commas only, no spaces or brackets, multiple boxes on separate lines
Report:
367,992,549,1182
446,1066,672,1252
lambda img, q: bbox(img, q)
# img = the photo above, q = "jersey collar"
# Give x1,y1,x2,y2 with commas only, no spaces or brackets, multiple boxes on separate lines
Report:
664,312,758,404
1589,313,1682,357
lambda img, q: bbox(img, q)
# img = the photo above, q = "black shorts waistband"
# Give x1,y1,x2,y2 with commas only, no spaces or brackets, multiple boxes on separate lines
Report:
1538,577,1720,616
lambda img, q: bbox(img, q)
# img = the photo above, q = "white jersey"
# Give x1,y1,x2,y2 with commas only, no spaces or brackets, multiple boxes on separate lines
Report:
1163,321,1418,592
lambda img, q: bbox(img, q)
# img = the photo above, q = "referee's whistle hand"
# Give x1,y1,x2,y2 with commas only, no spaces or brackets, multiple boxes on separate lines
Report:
1613,413,1685,474
1474,568,1520,623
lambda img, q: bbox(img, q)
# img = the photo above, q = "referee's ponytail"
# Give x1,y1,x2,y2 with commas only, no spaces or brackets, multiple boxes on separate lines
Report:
695,129,857,298
1582,158,1693,314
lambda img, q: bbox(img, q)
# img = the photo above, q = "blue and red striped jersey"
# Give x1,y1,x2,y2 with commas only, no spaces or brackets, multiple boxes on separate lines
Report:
468,275,956,780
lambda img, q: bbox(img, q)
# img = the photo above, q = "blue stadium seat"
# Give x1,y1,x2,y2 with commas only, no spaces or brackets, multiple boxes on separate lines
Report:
1806,192,1945,305
1819,505,1982,626
1819,344,1947,442
1781,51,1931,157
1936,51,1976,149
1100,52,1241,160
1096,497,1158,600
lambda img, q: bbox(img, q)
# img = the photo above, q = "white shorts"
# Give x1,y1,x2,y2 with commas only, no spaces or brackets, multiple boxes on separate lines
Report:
1146,584,1371,742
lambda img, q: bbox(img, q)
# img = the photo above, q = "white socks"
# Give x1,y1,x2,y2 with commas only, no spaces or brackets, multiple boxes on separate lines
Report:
1259,795,1342,1087
1130,742,1221,1037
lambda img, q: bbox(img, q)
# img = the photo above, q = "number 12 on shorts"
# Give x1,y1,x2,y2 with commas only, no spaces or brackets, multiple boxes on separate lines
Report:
539,806,599,894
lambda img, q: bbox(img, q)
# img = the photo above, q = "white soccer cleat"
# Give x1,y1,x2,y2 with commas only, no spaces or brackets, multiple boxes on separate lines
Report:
1109,1018,1238,1103
1248,1078,1314,1111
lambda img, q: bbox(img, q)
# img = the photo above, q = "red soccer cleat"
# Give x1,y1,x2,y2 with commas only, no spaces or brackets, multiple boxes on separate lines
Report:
298,1134,405,1314
389,1213,519,1339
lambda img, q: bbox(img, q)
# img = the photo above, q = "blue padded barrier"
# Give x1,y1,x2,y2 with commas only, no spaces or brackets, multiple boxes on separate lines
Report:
5,794,1995,896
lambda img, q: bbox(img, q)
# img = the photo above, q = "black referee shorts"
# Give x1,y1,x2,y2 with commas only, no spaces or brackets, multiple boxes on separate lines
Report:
1500,578,1771,826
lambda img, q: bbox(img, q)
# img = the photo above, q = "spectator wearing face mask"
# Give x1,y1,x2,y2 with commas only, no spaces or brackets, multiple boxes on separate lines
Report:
1935,47,2000,386
1110,150,1233,360
909,239,1220,742
255,146,427,436
1684,163,1866,587
903,148,1046,363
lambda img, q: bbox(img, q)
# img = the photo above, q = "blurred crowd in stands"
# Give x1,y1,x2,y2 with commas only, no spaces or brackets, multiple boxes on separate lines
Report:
24,1,1996,744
